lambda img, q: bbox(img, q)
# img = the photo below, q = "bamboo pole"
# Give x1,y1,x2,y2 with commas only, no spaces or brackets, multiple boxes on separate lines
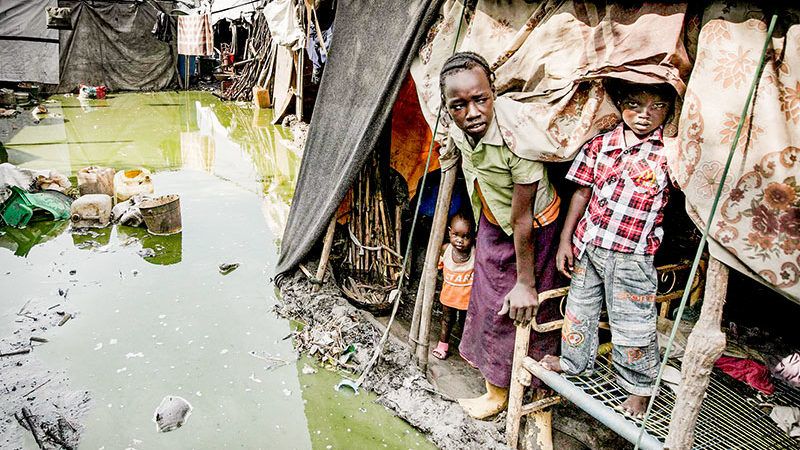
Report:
413,164,457,369
408,169,446,351
665,257,729,449
313,216,337,292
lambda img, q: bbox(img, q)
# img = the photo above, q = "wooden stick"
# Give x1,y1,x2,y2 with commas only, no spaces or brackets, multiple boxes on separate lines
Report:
314,216,337,292
21,407,44,449
666,257,729,449
507,322,533,448
1,348,31,357
414,161,457,369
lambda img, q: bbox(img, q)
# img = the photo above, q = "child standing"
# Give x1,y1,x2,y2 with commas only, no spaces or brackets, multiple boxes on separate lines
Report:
440,52,563,419
540,81,676,419
432,212,475,360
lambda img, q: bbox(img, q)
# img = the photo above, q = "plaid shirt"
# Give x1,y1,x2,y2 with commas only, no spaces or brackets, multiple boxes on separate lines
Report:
566,123,671,258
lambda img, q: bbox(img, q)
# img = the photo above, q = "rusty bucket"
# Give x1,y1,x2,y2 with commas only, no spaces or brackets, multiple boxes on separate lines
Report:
139,194,182,235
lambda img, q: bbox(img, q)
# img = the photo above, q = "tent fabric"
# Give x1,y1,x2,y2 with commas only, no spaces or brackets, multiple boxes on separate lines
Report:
410,0,692,162
0,0,60,84
276,0,445,278
666,5,800,303
390,75,440,201
55,1,177,92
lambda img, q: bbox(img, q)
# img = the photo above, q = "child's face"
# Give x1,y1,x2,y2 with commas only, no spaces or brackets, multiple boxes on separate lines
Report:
443,67,495,141
619,91,671,138
448,218,473,253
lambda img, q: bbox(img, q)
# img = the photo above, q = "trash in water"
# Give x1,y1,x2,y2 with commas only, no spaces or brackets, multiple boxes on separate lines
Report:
301,364,317,375
1,186,73,228
111,194,150,227
137,248,156,258
78,84,107,100
153,395,193,433
77,166,115,197
139,194,181,235
114,169,154,202
219,263,240,275
248,351,294,371
70,194,112,228
335,378,359,395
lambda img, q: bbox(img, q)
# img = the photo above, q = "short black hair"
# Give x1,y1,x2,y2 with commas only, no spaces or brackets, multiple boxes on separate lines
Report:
449,209,475,234
439,51,495,100
605,79,676,107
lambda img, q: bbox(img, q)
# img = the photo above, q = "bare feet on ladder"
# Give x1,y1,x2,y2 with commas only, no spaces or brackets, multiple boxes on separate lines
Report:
617,394,649,420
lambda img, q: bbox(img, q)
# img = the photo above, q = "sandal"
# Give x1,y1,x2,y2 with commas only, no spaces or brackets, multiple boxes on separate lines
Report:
432,341,449,360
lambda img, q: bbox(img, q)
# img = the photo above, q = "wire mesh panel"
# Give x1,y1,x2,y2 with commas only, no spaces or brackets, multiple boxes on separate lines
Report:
563,357,800,449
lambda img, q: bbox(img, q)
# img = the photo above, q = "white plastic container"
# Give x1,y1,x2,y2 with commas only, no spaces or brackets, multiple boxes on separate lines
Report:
77,166,115,197
114,168,154,202
70,194,112,228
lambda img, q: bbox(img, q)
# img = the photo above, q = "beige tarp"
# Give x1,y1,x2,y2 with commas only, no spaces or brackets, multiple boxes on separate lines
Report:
666,5,800,302
410,0,691,161
411,1,800,302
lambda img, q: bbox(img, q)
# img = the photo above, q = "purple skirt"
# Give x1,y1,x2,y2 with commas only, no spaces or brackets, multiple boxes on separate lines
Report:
459,214,564,388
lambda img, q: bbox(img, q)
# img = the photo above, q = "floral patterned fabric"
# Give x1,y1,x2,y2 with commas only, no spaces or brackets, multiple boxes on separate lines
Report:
666,5,800,302
409,0,692,162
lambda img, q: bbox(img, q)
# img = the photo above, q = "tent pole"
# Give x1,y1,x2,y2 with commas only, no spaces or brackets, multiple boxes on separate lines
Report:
295,52,304,119
414,163,457,370
665,257,728,449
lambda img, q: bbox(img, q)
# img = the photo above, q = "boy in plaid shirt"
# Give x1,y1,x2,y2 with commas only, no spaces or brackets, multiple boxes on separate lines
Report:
540,81,676,418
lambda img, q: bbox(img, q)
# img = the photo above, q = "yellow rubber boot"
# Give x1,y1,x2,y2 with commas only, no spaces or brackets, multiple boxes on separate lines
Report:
458,380,509,420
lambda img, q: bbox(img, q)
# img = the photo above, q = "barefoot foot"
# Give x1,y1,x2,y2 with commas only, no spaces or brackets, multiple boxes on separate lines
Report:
617,394,649,419
539,355,563,372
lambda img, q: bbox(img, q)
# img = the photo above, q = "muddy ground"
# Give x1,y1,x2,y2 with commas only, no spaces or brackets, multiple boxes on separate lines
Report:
277,269,509,450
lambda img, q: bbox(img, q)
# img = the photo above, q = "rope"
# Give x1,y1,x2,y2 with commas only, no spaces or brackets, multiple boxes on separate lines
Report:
339,0,469,393
634,13,778,449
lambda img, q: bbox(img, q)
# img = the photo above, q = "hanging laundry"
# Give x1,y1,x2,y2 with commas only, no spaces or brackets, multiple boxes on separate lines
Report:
177,14,214,56
263,0,304,51
306,21,333,84
151,11,172,43
770,406,800,438
715,356,775,395
774,352,800,388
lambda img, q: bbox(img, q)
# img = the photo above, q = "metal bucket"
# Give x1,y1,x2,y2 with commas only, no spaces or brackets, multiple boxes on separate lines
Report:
139,194,182,235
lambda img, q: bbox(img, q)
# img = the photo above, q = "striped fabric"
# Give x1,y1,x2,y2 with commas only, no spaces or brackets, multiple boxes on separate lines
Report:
177,14,213,56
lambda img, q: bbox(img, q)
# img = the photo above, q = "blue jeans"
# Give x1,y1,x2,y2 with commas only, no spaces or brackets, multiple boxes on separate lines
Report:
559,244,659,396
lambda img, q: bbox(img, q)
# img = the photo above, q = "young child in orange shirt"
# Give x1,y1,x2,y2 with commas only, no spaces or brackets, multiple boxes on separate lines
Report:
433,212,475,360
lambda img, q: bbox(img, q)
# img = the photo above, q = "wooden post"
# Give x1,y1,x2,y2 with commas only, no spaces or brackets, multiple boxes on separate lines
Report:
413,164,457,369
313,216,337,292
665,257,729,449
295,52,304,120
507,322,532,448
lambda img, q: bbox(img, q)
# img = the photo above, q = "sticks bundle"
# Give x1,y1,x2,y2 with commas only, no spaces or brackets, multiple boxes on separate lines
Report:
224,9,275,101
347,157,402,286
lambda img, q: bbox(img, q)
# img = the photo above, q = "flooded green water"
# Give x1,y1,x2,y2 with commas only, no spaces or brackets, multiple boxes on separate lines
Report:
0,92,434,449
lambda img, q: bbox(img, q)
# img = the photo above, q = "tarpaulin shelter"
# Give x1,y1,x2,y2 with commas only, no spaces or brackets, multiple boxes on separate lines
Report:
278,0,800,304
275,0,445,277
0,0,60,85
55,0,178,92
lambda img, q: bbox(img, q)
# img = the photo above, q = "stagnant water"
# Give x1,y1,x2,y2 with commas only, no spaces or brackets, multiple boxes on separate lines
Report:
0,92,434,449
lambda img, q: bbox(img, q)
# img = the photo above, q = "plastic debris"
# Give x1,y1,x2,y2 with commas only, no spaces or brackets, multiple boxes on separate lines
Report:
153,395,193,432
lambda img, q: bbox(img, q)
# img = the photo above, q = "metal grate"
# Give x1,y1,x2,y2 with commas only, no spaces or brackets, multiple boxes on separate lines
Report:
563,357,800,449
